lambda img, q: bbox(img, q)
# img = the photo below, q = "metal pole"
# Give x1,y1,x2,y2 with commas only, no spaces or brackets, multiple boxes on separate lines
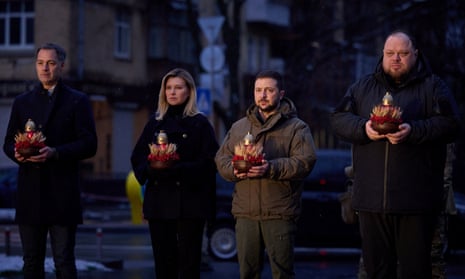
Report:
77,0,85,79
96,227,103,260
4,226,11,256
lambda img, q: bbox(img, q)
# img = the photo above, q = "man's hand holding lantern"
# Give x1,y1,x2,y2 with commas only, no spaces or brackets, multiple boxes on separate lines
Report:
232,132,265,179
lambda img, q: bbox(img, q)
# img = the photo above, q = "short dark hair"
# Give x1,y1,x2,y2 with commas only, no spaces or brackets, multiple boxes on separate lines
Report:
255,70,284,90
36,43,66,62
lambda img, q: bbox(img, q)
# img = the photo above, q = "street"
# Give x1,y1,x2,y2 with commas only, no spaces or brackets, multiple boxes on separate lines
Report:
1,223,362,278
2,223,465,278
1,203,464,278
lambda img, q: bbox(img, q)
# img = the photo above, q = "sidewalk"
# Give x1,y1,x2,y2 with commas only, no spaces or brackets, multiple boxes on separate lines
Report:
0,202,234,278
0,219,360,279
2,202,464,278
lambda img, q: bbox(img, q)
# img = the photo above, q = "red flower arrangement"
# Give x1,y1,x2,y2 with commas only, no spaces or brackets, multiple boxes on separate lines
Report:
232,132,264,173
147,130,179,169
14,119,46,158
370,92,403,134
148,143,180,162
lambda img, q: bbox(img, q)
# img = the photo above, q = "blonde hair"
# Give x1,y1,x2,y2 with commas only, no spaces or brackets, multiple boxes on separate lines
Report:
155,68,199,120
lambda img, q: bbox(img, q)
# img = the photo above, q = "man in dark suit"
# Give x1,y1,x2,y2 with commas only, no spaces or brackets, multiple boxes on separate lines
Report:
3,43,97,279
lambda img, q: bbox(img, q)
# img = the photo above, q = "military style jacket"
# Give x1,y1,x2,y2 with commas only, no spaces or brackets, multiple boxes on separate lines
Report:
215,98,317,221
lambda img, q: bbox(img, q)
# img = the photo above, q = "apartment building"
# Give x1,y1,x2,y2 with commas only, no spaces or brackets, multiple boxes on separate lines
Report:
0,0,200,176
0,0,292,179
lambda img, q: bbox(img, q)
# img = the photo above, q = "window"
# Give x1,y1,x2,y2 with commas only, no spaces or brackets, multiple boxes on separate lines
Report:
247,36,267,73
148,26,163,58
0,1,34,50
148,7,195,63
114,8,131,59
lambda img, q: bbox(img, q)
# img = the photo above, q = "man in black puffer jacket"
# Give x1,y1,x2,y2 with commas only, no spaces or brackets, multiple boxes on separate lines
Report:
331,31,460,279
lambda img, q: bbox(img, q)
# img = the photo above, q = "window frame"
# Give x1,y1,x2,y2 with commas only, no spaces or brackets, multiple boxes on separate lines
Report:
147,7,195,63
0,0,34,51
114,8,131,59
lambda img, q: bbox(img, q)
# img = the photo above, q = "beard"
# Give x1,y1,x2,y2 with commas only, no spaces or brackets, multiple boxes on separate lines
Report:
257,99,280,113
383,61,415,84
385,69,409,84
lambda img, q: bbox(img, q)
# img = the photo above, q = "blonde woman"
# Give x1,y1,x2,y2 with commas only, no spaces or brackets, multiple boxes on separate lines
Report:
131,68,218,278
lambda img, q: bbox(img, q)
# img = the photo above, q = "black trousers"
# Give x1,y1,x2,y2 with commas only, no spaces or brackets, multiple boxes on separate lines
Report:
358,211,436,279
18,224,78,279
148,218,206,279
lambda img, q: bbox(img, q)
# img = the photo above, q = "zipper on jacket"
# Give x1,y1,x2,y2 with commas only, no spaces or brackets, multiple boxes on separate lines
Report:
256,131,265,220
383,142,389,210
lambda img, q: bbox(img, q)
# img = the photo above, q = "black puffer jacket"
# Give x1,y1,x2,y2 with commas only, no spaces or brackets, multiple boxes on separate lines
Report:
131,107,218,220
330,53,460,214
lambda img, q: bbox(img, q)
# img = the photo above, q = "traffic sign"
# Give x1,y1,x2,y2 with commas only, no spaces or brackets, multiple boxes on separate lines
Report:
200,45,225,72
198,16,225,44
197,88,212,116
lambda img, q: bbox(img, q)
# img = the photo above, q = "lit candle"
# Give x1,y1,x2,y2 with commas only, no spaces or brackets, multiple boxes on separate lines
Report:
25,119,36,132
157,130,168,149
382,92,393,106
243,132,254,146
25,119,36,139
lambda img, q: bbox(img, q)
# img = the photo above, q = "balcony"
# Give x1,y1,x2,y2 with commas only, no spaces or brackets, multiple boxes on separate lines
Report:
244,0,290,27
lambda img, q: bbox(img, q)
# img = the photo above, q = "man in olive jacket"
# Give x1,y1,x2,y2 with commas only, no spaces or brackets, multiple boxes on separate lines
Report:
215,70,316,279
3,43,97,279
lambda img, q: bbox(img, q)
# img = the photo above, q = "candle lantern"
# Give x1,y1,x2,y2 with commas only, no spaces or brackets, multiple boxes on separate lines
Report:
148,130,179,169
232,132,264,174
157,130,168,145
243,132,254,145
370,92,403,134
14,119,46,158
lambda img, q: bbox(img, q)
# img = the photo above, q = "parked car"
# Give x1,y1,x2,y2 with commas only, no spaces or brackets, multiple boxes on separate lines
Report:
0,166,18,223
0,166,128,223
207,149,465,260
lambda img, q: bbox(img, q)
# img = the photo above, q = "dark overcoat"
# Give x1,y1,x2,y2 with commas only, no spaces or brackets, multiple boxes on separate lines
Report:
131,109,218,220
3,81,97,224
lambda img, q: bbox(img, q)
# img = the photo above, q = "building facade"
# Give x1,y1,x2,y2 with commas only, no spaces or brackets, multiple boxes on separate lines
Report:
0,0,296,178
0,0,199,177
4,0,459,182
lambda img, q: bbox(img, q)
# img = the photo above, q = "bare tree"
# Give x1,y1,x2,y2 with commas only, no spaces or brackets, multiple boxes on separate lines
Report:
214,0,246,129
